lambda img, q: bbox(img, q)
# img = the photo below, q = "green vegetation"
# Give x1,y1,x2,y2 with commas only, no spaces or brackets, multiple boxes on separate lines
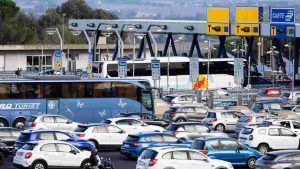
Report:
0,0,117,44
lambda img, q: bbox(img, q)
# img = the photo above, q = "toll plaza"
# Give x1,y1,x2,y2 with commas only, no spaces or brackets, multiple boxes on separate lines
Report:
68,7,300,75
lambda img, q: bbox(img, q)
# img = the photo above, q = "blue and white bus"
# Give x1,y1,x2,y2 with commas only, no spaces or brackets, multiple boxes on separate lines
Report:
0,76,154,128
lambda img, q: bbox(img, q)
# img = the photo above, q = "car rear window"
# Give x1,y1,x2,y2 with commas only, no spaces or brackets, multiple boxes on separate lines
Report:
241,128,253,135
263,154,277,160
166,124,178,131
191,140,205,150
165,108,177,113
239,116,250,122
164,96,176,102
74,125,88,132
125,135,139,142
18,133,31,141
140,149,158,159
27,116,37,122
101,120,112,124
207,112,216,118
22,144,37,150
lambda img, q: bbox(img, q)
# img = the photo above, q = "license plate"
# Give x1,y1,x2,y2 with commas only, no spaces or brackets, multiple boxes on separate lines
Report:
123,144,130,148
17,152,24,156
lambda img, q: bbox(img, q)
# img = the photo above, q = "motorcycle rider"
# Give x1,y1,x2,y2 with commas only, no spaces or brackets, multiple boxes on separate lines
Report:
90,149,101,169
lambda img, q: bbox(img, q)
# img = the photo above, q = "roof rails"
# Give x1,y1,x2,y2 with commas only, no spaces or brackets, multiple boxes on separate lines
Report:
24,75,82,80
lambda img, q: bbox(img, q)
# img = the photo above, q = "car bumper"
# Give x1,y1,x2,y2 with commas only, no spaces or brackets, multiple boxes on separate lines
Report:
121,147,140,159
13,158,31,168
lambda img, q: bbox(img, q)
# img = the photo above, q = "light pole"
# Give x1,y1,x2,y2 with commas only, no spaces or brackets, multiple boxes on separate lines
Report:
135,33,146,78
46,28,63,74
285,43,294,102
204,40,216,99
175,36,184,56
267,46,279,87
102,32,112,60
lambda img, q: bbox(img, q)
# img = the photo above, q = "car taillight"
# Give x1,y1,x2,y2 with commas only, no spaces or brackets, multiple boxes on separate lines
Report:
171,132,178,137
25,152,32,159
31,122,36,127
132,142,141,146
247,117,252,123
149,159,158,166
169,113,176,117
249,135,253,140
201,150,208,155
76,133,85,137
264,162,275,167
210,118,217,122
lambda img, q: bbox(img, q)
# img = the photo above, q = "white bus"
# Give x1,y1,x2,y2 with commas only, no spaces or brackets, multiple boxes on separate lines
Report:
92,57,241,90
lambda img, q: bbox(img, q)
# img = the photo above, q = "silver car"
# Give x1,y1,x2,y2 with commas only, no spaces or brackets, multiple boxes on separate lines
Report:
163,105,208,122
24,114,80,131
202,110,246,132
256,150,300,169
235,114,269,135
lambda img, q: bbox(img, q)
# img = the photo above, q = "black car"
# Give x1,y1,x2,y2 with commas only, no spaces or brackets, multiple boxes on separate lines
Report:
115,113,168,127
0,127,21,149
0,142,12,165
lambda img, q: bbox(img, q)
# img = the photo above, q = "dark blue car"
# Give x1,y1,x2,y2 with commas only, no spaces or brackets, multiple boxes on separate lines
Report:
121,132,192,159
191,137,262,169
13,130,94,152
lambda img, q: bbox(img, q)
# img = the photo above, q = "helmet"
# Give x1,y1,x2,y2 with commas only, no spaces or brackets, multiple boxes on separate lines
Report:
91,149,98,154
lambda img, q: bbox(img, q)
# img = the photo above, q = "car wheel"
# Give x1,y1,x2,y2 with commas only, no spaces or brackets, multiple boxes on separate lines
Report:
13,118,26,129
0,119,8,127
215,124,225,132
32,161,47,169
0,152,4,166
81,160,91,169
257,144,269,155
175,118,186,122
247,157,257,169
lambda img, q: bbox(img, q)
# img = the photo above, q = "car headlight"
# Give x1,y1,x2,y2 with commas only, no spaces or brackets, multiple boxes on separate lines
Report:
0,143,7,148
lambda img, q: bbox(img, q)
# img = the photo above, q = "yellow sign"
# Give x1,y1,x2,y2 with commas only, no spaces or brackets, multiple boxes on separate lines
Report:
55,62,61,69
206,23,230,35
87,65,92,70
207,7,229,23
271,26,277,36
235,24,260,36
236,7,259,23
192,75,208,90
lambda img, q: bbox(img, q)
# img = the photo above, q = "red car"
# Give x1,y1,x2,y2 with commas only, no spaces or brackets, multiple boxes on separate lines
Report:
260,87,288,97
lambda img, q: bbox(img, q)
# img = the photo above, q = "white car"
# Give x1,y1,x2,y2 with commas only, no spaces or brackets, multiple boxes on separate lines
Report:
24,114,81,131
73,124,128,149
103,118,165,134
13,140,91,169
239,125,300,154
267,119,300,134
136,147,233,169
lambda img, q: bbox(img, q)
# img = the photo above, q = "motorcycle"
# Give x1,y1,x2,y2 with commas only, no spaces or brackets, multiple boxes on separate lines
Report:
89,157,114,169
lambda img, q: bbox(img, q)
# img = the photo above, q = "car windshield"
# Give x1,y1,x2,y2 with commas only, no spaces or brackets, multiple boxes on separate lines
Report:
27,116,37,122
22,143,37,150
125,135,139,142
74,125,88,132
207,112,216,118
281,106,294,111
101,120,112,124
166,124,178,131
263,154,277,160
140,149,158,159
241,128,253,135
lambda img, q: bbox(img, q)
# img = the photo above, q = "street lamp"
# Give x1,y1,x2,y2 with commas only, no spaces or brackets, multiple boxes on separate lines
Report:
175,36,184,56
204,40,216,99
285,43,294,102
45,28,63,50
101,32,112,61
267,46,279,87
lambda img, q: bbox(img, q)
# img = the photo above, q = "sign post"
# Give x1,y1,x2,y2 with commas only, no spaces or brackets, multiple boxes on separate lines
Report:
53,49,62,74
234,58,244,106
118,58,127,78
270,8,295,39
151,59,161,81
87,52,93,74
189,57,199,82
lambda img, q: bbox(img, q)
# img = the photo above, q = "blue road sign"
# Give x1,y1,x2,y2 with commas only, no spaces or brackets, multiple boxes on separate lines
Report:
87,52,93,74
151,59,160,80
271,8,295,23
118,58,127,78
53,49,62,70
270,24,295,39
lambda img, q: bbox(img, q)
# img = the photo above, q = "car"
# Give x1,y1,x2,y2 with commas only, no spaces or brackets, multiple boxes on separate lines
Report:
0,127,21,149
235,114,270,135
266,119,300,134
191,137,262,169
162,105,208,122
102,117,165,134
238,125,300,155
255,150,300,169
24,114,81,131
260,87,288,97
202,110,245,132
13,140,91,169
73,124,128,149
115,112,168,127
121,132,191,159
0,142,12,166
14,130,95,152
136,146,234,169
165,122,228,141
251,99,285,113
281,104,300,115
163,94,197,105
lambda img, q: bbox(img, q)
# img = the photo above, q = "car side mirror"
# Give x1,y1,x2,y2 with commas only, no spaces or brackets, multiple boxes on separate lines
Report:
119,130,125,134
292,133,297,137
66,121,72,124
70,149,77,155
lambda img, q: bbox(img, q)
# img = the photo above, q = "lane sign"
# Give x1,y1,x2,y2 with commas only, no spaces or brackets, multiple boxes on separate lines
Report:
87,52,93,74
189,57,199,82
53,49,62,71
118,58,127,78
234,58,244,84
271,8,295,23
151,59,161,80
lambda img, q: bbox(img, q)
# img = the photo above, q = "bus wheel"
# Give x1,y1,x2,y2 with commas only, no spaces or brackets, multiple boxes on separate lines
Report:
13,118,26,129
0,119,8,127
